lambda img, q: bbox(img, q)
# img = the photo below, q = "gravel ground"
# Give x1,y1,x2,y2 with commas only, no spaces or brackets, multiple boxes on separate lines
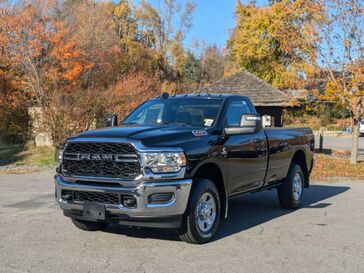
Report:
0,171,363,273
0,165,53,174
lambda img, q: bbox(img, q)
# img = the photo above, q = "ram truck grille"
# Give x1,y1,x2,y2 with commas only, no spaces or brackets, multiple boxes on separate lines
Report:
74,191,120,205
62,142,142,179
61,190,137,207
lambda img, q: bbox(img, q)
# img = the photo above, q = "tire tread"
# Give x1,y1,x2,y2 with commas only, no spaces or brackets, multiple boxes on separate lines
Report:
278,163,304,209
179,178,220,244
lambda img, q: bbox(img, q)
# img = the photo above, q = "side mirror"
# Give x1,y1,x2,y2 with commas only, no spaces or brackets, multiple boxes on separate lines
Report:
106,114,118,127
224,114,262,135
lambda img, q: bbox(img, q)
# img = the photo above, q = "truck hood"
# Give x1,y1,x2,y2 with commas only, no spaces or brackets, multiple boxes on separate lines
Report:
67,125,207,147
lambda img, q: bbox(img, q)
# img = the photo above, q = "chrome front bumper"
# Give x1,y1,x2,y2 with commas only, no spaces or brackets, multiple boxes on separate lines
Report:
54,175,192,218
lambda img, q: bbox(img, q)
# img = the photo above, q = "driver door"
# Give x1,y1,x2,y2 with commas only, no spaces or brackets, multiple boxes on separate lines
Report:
224,99,268,195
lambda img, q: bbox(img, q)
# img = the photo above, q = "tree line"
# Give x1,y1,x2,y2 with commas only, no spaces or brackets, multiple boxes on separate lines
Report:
0,0,362,163
228,0,362,163
0,0,226,144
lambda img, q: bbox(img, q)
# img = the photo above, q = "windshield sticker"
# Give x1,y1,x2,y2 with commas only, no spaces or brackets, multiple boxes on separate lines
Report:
242,101,247,105
204,119,214,126
192,130,208,137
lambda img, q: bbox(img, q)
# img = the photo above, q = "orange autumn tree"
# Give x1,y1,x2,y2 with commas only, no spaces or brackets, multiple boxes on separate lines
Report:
47,21,86,89
0,62,29,142
63,0,121,88
228,0,324,89
1,2,87,101
0,1,31,142
0,1,95,144
0,0,200,144
107,72,161,118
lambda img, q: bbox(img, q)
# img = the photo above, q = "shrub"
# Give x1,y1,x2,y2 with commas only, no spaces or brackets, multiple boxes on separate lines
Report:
32,89,109,146
284,103,351,131
2,71,174,146
0,76,30,144
0,104,29,144
107,72,161,119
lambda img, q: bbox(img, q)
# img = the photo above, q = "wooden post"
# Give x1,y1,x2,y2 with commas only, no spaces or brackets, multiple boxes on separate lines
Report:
350,121,359,164
319,127,324,153
350,95,363,164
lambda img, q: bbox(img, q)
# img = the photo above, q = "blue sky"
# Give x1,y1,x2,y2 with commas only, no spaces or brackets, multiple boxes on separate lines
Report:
147,0,269,49
130,0,270,49
140,0,238,49
184,0,237,48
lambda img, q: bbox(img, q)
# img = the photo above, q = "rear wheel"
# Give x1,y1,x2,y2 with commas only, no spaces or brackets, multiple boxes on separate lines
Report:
179,179,221,244
278,163,304,209
71,218,108,231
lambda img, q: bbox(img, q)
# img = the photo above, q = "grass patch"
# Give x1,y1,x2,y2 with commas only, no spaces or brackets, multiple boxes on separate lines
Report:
0,143,55,166
311,154,364,181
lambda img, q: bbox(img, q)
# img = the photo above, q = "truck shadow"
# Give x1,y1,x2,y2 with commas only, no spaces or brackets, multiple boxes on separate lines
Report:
214,184,349,241
103,184,350,242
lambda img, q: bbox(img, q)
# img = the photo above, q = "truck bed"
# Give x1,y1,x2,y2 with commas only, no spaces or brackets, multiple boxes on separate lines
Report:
264,127,314,185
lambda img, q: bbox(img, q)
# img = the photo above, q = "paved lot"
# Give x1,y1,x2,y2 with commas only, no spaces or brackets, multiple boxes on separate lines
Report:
314,135,364,151
0,171,363,273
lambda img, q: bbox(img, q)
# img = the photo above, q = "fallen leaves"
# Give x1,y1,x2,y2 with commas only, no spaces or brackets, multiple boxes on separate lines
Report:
311,154,364,181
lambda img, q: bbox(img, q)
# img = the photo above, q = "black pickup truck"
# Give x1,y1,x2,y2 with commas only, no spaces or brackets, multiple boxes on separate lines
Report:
55,93,314,244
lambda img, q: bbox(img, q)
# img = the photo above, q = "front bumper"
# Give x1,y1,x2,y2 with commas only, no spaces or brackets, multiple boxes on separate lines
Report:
54,175,192,228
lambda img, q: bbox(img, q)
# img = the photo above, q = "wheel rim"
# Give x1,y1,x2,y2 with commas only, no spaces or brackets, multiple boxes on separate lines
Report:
195,192,216,232
292,172,303,201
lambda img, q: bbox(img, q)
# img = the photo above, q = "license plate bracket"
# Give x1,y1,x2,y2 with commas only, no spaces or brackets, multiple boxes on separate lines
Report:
83,203,106,220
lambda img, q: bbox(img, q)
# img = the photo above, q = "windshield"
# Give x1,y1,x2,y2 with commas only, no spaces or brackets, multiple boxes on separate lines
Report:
123,98,223,127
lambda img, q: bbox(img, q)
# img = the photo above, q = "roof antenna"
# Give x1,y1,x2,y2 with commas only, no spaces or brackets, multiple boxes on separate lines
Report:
161,92,169,99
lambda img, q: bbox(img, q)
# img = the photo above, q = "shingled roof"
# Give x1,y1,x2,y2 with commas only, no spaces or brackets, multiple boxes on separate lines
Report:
203,71,292,107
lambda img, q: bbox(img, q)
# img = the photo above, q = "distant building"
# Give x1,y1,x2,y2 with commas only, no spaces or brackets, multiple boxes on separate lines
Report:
203,71,293,127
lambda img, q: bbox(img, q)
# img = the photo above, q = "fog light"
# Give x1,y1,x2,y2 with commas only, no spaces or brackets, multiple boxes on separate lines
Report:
61,190,73,201
122,196,136,208
148,193,174,204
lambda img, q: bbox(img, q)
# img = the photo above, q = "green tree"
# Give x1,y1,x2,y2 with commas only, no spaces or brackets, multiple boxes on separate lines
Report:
184,52,202,83
113,1,157,75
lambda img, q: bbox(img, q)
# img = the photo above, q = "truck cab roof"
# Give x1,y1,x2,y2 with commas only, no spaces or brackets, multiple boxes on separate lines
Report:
154,93,249,101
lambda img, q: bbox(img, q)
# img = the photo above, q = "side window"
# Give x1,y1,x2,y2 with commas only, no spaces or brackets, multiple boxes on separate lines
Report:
225,100,252,127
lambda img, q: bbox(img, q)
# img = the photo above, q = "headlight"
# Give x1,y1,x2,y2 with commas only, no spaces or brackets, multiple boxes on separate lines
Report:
140,152,186,173
55,144,65,170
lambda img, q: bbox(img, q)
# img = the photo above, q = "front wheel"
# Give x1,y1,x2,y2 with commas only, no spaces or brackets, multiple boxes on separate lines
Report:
179,178,221,244
277,163,304,209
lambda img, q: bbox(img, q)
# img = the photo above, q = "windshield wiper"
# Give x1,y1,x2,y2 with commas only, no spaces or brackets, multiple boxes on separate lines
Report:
163,121,191,127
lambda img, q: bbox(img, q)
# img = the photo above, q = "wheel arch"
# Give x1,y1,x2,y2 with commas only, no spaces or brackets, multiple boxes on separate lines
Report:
290,150,309,188
192,163,228,218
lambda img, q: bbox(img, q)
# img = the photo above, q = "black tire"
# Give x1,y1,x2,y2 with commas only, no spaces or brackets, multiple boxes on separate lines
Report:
179,178,221,244
278,163,304,209
71,218,108,231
